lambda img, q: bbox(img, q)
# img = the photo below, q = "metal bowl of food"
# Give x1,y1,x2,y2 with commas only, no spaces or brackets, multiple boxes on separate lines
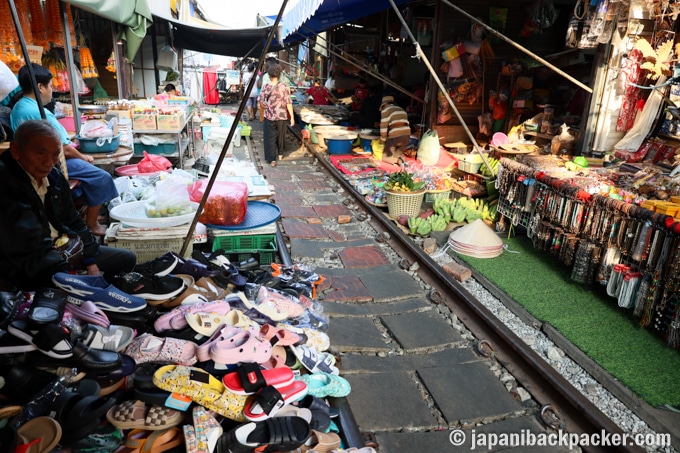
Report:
77,105,108,115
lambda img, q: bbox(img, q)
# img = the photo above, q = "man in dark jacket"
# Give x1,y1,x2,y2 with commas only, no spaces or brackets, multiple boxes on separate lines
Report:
0,120,135,290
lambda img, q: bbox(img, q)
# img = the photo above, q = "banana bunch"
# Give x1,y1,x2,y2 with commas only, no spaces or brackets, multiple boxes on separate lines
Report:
428,214,448,232
408,217,430,236
480,157,500,178
433,197,458,223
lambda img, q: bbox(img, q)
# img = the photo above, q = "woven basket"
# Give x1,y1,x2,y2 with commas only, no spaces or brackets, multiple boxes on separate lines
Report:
386,190,425,218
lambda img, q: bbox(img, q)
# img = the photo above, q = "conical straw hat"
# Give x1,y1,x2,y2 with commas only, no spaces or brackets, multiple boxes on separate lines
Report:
448,219,503,258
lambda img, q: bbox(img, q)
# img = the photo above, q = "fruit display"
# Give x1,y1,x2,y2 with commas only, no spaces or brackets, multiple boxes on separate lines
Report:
480,157,500,178
432,196,498,224
145,201,193,218
384,170,425,192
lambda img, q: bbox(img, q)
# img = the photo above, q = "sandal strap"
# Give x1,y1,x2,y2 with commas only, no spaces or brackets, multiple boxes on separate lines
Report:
255,386,284,416
32,323,70,351
267,416,296,445
237,363,266,394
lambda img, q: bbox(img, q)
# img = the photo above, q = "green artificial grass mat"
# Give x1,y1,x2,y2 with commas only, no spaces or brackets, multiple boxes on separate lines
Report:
455,234,680,408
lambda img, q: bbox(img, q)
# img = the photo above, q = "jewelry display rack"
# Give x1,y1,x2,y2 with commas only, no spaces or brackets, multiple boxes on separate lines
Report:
496,158,680,348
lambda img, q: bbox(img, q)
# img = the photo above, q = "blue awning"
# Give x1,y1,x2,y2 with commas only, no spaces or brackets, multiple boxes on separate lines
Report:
278,0,411,41
281,0,325,39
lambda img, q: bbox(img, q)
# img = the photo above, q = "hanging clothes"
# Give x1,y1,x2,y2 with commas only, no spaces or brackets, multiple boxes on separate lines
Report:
203,69,220,105
616,49,643,132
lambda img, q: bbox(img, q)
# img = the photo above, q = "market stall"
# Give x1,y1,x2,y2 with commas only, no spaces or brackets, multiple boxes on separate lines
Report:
495,155,680,347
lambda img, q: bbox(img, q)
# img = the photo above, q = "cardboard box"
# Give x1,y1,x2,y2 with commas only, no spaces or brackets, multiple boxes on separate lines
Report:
157,113,184,130
107,110,132,121
132,114,157,130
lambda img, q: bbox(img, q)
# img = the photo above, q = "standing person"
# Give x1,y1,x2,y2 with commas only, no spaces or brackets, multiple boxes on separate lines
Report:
0,120,136,290
379,95,410,164
243,63,259,121
10,63,118,236
258,62,294,167
306,78,332,105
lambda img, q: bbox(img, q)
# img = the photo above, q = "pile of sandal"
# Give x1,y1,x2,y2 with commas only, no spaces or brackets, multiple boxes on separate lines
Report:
0,250,357,453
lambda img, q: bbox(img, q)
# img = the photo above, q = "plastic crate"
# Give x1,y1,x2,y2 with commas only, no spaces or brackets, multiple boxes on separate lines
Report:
422,190,451,209
133,141,177,156
211,234,278,265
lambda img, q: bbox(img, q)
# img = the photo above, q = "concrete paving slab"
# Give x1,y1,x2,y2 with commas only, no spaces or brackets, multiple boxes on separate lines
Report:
341,348,480,374
322,297,431,316
376,415,574,452
375,429,453,453
327,316,389,352
290,238,325,258
319,275,373,302
339,245,391,268
314,204,353,217
359,269,424,301
381,311,465,351
345,371,438,431
315,265,399,278
418,362,521,425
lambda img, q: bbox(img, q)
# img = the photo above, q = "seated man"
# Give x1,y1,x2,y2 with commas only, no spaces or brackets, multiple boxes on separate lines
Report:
0,120,136,290
10,63,119,236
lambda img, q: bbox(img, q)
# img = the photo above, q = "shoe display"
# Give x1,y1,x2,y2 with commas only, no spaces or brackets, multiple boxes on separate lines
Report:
134,254,181,278
52,272,147,313
107,272,186,301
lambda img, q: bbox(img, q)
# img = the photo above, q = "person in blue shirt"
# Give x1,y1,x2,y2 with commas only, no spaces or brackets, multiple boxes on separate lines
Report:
10,64,118,236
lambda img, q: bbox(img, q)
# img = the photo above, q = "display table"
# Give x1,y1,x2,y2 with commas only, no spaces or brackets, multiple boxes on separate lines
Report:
132,112,194,168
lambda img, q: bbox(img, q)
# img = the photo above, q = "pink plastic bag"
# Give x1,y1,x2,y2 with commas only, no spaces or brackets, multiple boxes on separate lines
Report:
188,180,248,226
138,151,172,173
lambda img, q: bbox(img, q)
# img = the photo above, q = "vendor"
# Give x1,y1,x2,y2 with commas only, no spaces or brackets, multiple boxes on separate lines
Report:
379,95,410,164
350,84,382,129
306,78,333,105
0,120,135,290
10,64,119,237
164,83,178,96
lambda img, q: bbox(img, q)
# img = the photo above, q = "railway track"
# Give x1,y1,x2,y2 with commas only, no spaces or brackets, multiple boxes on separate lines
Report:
270,129,655,452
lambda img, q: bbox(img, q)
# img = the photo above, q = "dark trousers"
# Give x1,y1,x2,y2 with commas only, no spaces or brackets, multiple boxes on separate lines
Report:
89,245,137,277
263,118,287,163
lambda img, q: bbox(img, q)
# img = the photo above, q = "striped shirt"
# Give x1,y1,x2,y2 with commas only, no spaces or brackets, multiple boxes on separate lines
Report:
380,104,410,141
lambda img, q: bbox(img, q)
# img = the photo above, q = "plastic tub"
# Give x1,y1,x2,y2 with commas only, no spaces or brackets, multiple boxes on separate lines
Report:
325,137,354,154
77,134,121,153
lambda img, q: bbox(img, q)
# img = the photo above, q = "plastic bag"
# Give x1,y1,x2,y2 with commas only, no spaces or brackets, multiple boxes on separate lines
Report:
80,120,112,139
145,174,193,218
188,180,248,226
0,61,18,101
417,130,441,166
138,151,172,173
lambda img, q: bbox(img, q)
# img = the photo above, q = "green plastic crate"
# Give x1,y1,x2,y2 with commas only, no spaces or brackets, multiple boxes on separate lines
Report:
212,234,278,265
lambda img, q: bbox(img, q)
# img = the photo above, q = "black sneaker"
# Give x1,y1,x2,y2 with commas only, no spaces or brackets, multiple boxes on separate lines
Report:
107,272,185,301
134,254,180,278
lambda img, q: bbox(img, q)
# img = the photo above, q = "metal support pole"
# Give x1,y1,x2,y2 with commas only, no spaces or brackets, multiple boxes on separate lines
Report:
59,0,81,135
387,0,496,177
440,0,592,94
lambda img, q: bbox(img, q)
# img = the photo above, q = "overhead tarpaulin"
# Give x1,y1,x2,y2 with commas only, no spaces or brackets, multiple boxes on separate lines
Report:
281,0,410,41
160,19,274,58
63,0,152,60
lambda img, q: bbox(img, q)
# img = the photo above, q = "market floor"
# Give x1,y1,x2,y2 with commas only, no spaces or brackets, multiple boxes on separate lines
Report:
223,110,574,452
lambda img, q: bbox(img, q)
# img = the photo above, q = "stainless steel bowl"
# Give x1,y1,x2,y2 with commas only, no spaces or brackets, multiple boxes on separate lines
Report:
77,105,108,115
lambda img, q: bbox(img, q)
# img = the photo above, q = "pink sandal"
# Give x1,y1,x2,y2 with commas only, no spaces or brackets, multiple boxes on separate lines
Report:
65,301,110,328
260,325,302,346
154,300,231,333
124,334,197,366
209,330,272,365
195,324,244,362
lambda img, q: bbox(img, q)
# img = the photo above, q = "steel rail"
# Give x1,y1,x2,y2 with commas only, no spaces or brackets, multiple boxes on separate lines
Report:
305,145,643,453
